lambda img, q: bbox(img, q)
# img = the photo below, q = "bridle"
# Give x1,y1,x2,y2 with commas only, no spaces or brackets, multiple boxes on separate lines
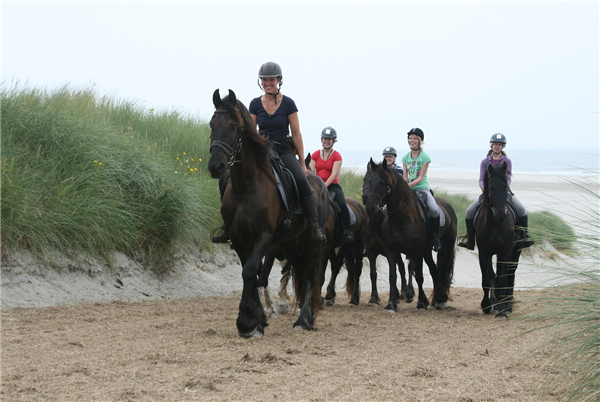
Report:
209,109,247,167
486,183,508,218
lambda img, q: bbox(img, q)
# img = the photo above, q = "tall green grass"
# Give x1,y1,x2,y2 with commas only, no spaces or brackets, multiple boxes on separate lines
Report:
1,85,221,267
517,177,599,401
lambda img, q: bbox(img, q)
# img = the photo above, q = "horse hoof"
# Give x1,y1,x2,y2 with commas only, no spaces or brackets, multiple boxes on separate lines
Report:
348,301,358,307
406,297,414,304
369,298,380,305
434,302,447,310
495,314,508,321
416,303,428,311
293,317,313,331
238,328,258,338
324,298,335,307
267,310,278,319
383,306,396,313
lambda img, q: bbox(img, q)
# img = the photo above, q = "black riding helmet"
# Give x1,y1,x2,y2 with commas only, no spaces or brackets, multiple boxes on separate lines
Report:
490,133,507,146
321,126,337,140
382,146,397,157
407,127,424,141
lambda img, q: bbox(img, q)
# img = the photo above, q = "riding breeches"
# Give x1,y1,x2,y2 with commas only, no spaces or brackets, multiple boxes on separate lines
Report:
328,183,351,227
415,189,439,218
465,193,527,219
510,194,527,217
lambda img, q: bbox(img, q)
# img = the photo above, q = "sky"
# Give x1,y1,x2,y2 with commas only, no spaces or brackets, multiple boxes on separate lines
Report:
2,1,599,152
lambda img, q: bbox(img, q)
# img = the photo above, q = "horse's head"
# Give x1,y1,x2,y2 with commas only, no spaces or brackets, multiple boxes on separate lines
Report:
363,158,394,215
361,161,373,206
207,89,245,179
485,162,509,222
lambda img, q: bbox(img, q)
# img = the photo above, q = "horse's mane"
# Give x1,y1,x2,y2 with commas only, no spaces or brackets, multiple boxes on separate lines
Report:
380,162,418,220
221,95,273,180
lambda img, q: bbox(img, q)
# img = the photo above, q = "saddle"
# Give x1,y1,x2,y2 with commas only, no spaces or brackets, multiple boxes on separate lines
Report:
413,189,446,227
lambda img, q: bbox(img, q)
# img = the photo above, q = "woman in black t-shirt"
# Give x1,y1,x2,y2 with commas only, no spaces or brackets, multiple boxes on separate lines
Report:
211,62,327,244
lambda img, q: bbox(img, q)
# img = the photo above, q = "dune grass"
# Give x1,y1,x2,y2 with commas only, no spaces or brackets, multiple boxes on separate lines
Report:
1,84,221,267
2,83,579,267
516,177,599,401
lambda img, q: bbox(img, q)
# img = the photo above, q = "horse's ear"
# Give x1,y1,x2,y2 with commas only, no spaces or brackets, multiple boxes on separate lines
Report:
501,161,508,174
305,153,311,169
369,158,378,172
228,89,237,106
366,161,372,173
213,89,222,109
487,163,494,176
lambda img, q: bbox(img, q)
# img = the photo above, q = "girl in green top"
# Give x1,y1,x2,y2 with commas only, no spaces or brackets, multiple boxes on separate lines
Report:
401,127,441,251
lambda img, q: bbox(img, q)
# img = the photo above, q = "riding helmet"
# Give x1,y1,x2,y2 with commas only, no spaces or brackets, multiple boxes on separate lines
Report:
258,62,283,79
382,146,397,157
407,127,424,140
489,133,507,145
321,126,337,140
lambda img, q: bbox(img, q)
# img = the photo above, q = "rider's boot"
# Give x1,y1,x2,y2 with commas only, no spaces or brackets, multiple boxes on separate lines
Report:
457,218,475,250
431,215,442,252
517,215,535,249
301,193,327,244
210,224,229,244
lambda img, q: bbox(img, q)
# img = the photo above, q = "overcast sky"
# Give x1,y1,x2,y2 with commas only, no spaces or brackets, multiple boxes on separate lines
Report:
3,1,598,151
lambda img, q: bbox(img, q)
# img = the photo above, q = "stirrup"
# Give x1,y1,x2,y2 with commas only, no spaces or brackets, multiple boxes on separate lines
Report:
457,235,474,250
518,235,534,249
310,224,327,244
210,225,229,244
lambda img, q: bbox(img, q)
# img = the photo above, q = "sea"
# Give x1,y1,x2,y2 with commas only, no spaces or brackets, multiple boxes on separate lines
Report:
341,148,599,177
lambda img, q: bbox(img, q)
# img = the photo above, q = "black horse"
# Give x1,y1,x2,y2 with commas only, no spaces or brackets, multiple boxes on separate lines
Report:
363,159,457,312
362,163,414,305
207,89,329,337
476,162,522,319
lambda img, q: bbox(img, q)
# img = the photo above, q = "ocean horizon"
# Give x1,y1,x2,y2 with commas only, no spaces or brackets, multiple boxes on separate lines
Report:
338,148,599,176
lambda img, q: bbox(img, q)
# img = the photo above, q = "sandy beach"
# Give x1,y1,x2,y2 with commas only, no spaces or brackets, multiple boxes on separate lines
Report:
429,171,599,229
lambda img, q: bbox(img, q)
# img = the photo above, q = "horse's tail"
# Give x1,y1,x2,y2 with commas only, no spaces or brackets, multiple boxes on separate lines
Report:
433,202,457,303
292,237,323,314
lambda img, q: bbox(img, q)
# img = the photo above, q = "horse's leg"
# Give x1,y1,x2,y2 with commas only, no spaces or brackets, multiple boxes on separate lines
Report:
258,246,278,318
277,259,292,315
383,249,401,313
424,250,443,309
367,251,380,305
293,235,322,330
324,247,343,306
411,255,429,310
405,256,415,303
479,252,496,315
348,245,363,306
237,235,271,338
397,256,407,302
495,247,517,319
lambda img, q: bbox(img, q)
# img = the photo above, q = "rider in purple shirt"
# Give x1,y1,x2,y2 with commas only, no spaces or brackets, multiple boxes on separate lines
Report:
457,133,534,250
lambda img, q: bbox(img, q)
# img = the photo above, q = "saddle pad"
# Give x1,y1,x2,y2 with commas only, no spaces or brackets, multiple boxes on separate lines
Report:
416,203,446,227
349,207,356,226
328,190,357,226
